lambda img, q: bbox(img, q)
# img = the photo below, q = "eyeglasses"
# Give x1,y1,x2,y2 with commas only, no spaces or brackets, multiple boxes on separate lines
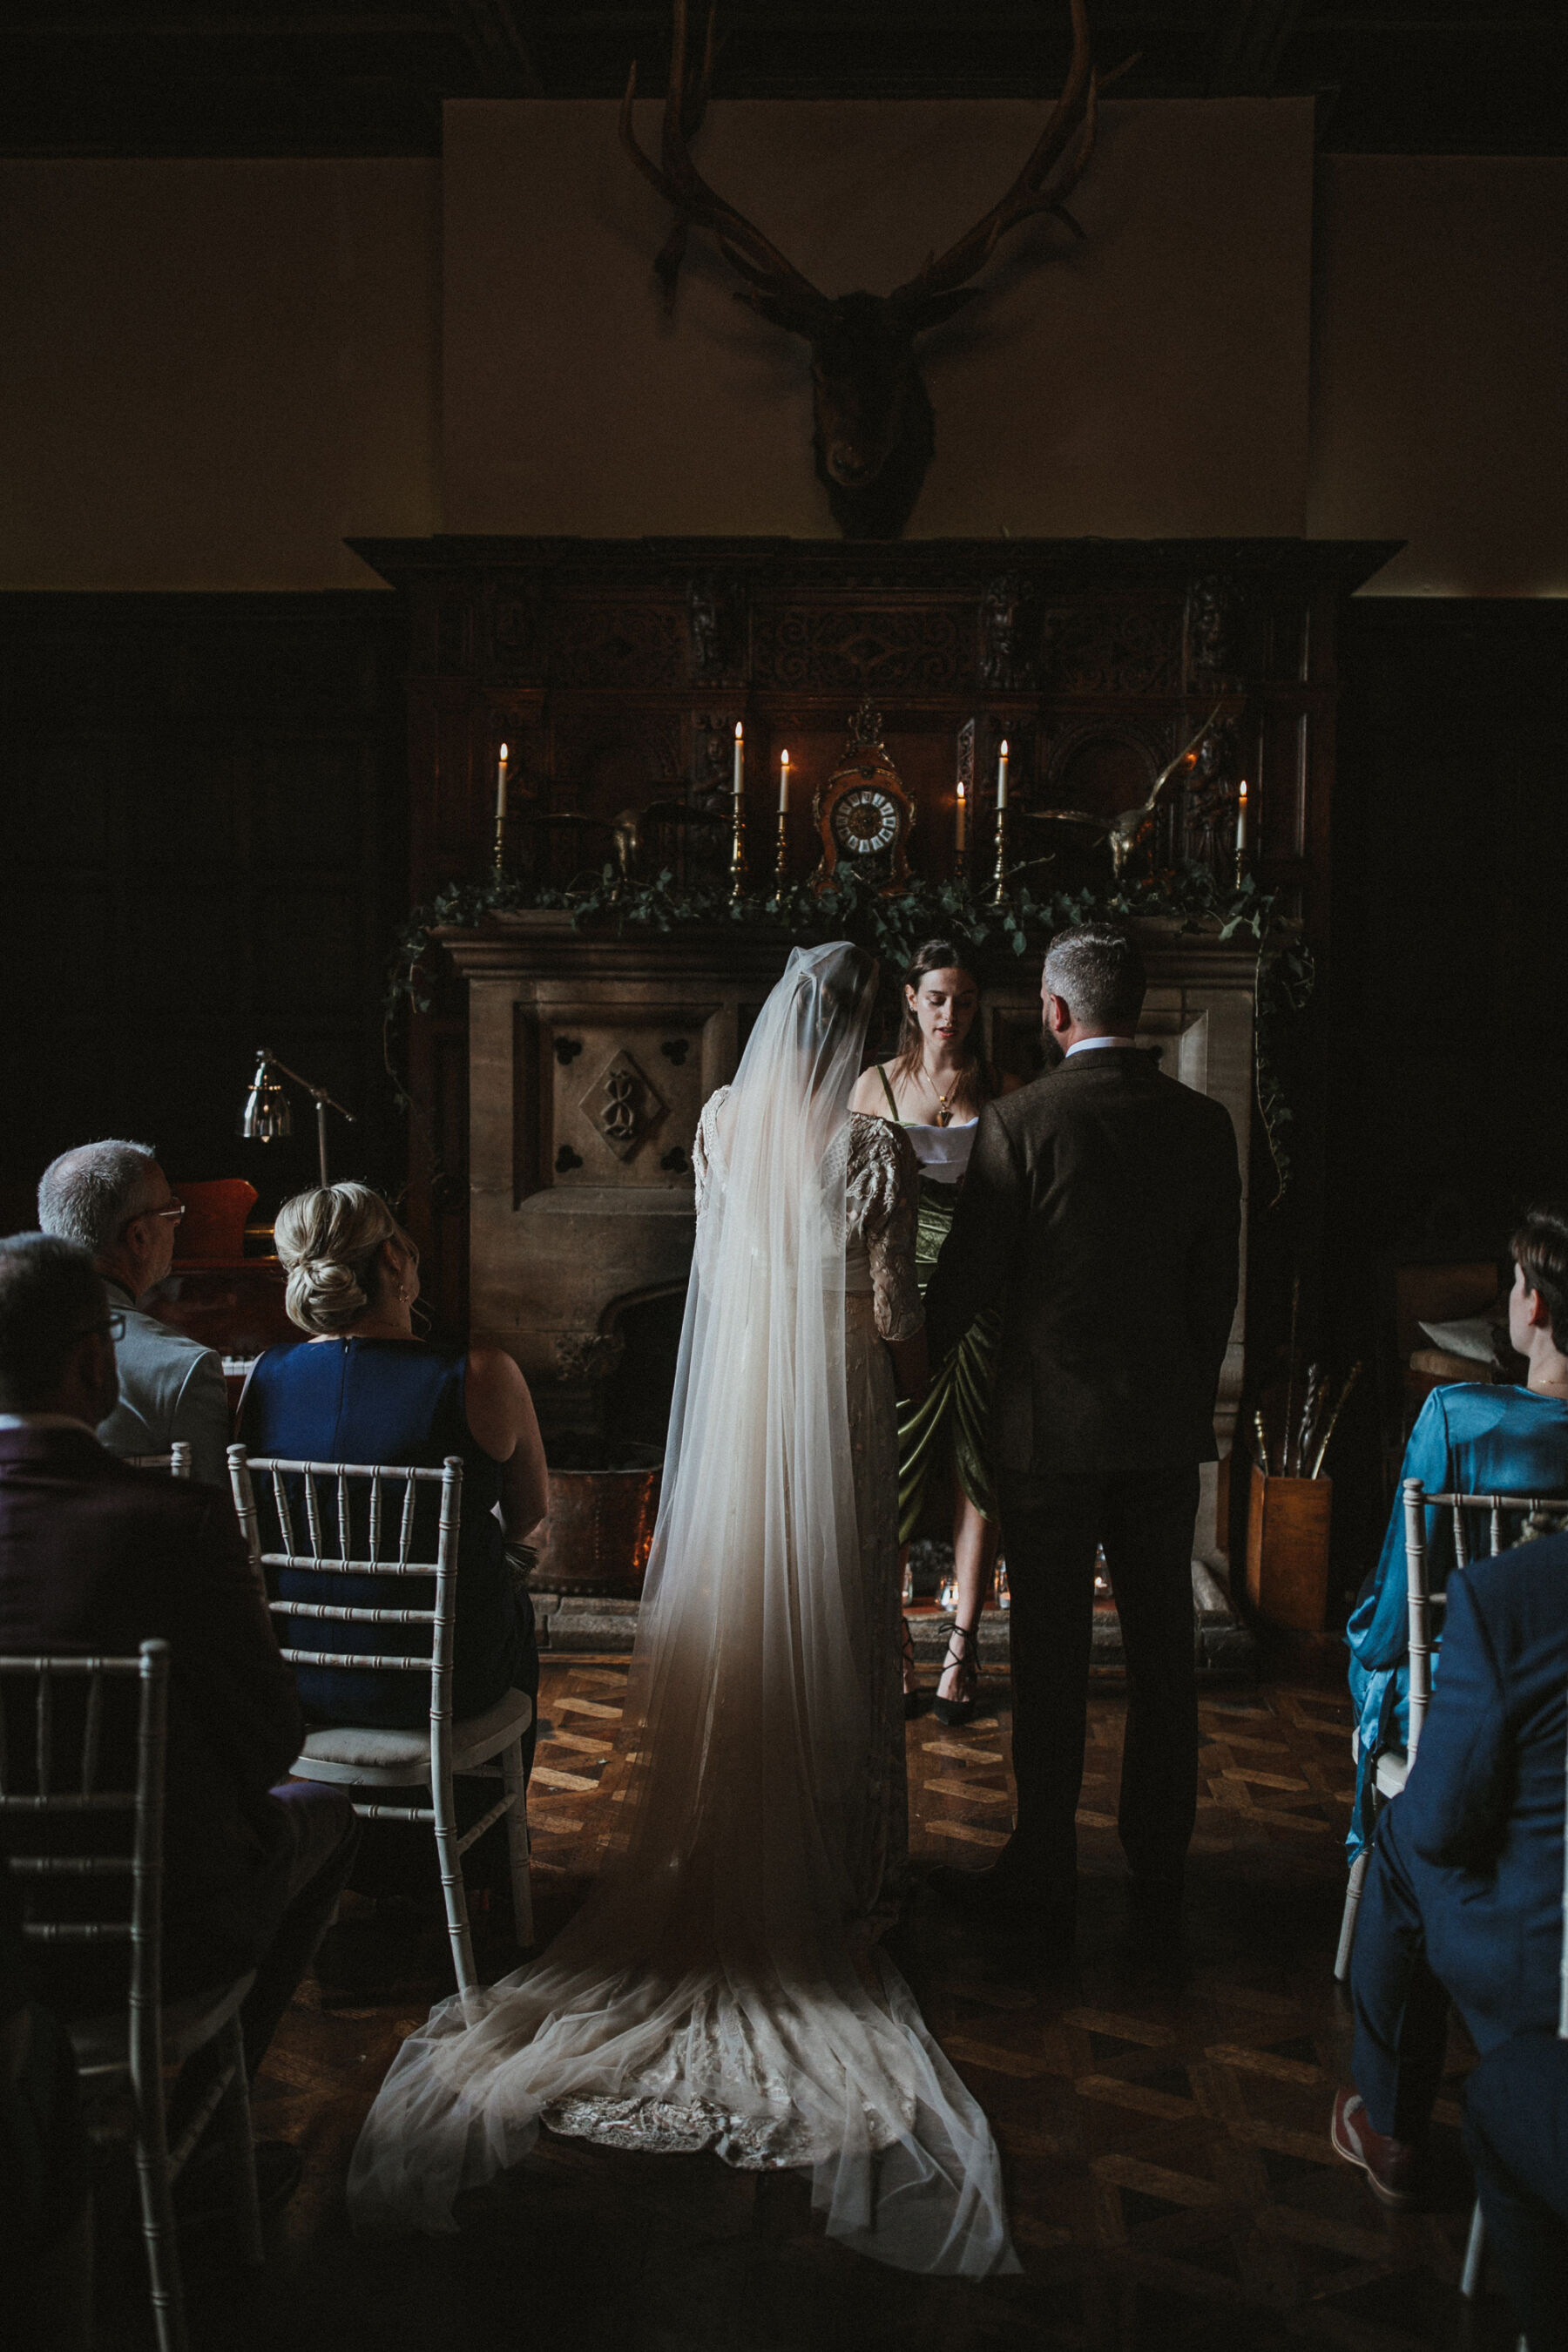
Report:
119,1197,184,1238
71,1311,126,1345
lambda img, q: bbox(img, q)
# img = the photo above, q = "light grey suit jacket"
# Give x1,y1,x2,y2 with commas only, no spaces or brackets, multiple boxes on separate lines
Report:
97,1281,231,1489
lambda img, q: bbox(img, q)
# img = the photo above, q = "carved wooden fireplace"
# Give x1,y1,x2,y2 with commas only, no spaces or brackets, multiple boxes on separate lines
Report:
360,533,1395,1627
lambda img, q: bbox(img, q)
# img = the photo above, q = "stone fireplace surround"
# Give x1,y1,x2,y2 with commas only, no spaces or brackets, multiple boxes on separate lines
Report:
447,912,1257,1659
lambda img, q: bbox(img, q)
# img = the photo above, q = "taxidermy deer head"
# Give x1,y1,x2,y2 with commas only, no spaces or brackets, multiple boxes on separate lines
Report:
621,0,1116,541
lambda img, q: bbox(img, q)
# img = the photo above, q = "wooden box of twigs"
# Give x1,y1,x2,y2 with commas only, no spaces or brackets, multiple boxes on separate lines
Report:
1245,1469,1333,1632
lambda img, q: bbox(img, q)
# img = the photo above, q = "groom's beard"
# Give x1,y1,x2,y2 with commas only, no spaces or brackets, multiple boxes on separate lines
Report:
1039,1025,1065,1071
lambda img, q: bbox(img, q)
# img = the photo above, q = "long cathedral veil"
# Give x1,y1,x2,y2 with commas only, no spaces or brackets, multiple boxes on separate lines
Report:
348,942,1016,2275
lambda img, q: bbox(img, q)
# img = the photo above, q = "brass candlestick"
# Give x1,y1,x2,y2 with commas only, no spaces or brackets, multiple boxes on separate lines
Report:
772,809,789,904
729,780,749,902
492,812,508,874
989,801,1012,906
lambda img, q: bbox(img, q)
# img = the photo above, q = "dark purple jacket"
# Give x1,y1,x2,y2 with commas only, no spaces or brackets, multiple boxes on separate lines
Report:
0,1425,303,2002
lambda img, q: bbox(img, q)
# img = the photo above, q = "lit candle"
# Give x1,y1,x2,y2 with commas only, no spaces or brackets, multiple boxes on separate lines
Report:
496,743,510,821
1236,778,1248,854
733,720,744,798
778,747,790,814
956,777,967,855
997,739,1010,812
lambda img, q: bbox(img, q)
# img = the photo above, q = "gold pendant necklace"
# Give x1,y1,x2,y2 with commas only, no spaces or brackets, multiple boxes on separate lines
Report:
923,1064,956,1127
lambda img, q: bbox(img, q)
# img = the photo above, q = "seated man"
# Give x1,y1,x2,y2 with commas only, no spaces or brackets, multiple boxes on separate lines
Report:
0,1233,358,2178
1463,2033,1568,2352
37,1139,229,1487
1344,1205,1568,1859
1331,1518,1568,2207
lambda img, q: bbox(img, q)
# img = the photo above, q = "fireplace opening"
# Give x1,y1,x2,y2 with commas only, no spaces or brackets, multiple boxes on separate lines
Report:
601,1284,687,1456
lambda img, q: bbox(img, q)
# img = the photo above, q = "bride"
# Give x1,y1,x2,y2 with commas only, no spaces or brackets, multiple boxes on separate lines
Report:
348,942,1017,2275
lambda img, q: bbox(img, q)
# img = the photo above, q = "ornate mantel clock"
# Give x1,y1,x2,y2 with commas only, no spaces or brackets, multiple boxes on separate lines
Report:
811,699,915,896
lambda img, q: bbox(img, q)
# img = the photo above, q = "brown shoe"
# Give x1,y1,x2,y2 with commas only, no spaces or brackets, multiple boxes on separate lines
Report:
1331,2088,1421,2209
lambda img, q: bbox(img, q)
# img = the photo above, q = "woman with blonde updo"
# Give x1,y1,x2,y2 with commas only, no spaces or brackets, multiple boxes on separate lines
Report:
239,1183,548,1740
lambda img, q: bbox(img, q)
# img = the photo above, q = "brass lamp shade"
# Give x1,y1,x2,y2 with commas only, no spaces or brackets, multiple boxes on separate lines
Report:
238,1059,292,1144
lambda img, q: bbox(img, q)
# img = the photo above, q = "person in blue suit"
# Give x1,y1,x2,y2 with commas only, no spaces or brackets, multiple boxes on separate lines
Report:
1463,2033,1568,2352
1331,1521,1568,2210
1345,1206,1568,1859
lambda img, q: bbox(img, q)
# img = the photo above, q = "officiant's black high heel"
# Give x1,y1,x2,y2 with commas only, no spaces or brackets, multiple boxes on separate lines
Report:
934,1620,980,1727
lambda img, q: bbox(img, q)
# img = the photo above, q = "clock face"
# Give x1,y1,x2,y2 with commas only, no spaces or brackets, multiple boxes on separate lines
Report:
832,784,899,855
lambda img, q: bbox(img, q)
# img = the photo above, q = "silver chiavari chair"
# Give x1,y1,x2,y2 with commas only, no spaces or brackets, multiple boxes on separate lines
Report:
0,1639,262,2352
227,1447,534,1998
125,1442,193,1477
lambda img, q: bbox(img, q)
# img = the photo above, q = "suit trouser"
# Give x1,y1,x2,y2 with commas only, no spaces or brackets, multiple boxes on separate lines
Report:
1348,1800,1456,2142
996,1463,1200,1889
1463,2036,1568,2352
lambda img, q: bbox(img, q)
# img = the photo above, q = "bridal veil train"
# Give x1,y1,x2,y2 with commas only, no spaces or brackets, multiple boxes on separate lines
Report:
348,941,1017,2275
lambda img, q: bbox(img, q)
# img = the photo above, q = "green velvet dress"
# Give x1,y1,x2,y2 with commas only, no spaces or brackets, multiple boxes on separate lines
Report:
874,1068,999,1546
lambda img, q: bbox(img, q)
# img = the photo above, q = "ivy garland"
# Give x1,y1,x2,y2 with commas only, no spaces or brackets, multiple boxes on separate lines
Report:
385,859,1315,1202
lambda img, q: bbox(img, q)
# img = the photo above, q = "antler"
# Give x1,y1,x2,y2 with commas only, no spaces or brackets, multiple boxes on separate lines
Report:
620,0,827,326
891,0,1112,311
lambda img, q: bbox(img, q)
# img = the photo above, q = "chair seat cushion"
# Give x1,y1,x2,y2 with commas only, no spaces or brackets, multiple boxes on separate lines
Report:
296,1686,533,1773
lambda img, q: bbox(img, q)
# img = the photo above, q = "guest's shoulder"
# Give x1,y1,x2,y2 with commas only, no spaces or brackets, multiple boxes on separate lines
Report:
123,1306,222,1379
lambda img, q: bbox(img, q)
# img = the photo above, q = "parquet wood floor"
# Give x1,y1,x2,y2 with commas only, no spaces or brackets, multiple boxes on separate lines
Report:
96,1662,1520,2351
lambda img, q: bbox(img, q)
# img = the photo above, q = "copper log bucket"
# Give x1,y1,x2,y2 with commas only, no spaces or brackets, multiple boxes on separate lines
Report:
531,1452,663,1598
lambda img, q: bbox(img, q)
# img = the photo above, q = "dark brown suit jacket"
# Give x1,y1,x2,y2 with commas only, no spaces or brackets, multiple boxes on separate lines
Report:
0,1425,303,2000
925,1046,1241,1477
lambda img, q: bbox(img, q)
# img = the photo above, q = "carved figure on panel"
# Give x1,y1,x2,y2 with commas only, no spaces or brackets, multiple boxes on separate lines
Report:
981,573,1039,690
621,0,1124,539
1188,576,1238,686
1181,717,1240,875
686,574,739,681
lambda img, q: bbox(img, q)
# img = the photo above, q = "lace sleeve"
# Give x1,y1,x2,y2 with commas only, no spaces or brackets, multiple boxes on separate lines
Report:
848,1115,923,1343
692,1087,729,1219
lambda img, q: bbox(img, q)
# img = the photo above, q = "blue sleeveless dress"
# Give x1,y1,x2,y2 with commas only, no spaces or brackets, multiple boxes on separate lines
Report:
240,1338,535,1732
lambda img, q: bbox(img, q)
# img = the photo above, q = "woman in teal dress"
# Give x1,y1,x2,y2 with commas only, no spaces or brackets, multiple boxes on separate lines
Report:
1344,1206,1568,1858
851,940,1010,1725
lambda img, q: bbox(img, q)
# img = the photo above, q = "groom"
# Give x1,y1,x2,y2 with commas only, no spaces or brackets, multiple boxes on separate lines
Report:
925,923,1241,1938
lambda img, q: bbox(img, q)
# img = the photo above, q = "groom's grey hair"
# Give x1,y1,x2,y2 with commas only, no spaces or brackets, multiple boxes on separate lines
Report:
1043,923,1146,1032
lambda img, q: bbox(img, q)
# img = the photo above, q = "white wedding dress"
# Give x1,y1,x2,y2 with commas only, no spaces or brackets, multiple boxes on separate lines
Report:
348,943,1017,2276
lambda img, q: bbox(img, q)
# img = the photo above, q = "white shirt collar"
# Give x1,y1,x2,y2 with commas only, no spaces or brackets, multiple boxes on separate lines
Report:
1065,1035,1136,1057
0,1412,99,1436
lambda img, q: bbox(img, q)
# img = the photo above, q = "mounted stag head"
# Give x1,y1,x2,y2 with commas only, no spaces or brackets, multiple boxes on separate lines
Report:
622,0,1115,540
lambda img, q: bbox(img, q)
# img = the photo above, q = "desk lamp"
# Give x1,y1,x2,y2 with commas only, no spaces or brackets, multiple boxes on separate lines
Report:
239,1051,355,1187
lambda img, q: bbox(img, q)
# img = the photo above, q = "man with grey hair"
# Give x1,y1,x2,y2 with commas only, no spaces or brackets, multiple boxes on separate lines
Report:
37,1140,228,1486
925,921,1241,1944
